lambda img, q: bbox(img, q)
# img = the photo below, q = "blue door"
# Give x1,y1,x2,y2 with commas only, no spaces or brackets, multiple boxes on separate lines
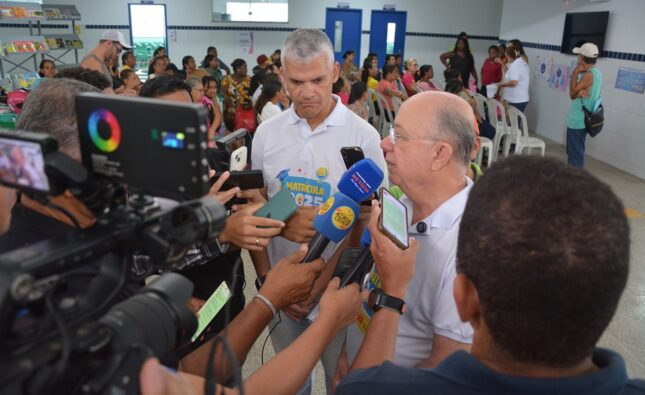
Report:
325,8,362,65
369,10,407,66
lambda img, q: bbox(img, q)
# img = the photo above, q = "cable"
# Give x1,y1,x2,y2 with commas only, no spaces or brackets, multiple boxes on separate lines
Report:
43,199,81,229
46,292,71,375
261,312,282,365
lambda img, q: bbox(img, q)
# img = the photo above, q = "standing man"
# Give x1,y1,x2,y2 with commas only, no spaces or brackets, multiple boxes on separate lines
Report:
336,91,475,388
567,42,602,168
251,28,387,394
81,30,132,87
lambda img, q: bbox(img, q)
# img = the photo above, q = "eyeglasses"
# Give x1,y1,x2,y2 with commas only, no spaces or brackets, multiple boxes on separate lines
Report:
112,42,123,53
389,126,437,145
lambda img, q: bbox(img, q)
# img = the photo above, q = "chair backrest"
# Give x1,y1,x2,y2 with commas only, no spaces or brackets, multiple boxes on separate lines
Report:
473,92,487,119
486,97,506,127
366,87,377,118
392,96,403,113
374,90,394,137
507,106,529,138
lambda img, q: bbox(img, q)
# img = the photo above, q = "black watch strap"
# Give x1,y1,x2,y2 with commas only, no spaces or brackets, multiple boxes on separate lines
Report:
368,288,406,314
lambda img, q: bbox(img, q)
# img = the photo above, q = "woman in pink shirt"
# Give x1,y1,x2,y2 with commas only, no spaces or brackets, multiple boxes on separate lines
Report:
377,64,405,118
417,65,439,92
401,58,419,96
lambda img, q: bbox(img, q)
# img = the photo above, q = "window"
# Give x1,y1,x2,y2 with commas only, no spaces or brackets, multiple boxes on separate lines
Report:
212,0,288,23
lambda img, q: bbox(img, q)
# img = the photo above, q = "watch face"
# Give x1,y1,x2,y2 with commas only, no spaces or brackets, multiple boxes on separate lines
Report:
367,289,380,312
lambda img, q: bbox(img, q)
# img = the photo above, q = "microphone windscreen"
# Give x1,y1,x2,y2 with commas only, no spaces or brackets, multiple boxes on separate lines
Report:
360,228,372,248
313,192,360,243
337,158,384,203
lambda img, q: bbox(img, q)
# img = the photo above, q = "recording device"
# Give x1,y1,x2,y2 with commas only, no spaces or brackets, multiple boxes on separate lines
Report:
0,95,229,394
255,187,298,223
301,158,384,263
208,128,252,172
229,146,247,172
340,146,365,169
378,188,409,249
209,169,264,191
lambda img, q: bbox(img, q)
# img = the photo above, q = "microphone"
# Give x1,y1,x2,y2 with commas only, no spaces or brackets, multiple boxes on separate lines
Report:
301,192,360,263
336,158,385,203
339,228,373,288
301,158,384,263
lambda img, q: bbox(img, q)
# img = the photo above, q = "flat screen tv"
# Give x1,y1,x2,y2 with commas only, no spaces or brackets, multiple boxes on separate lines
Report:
561,11,609,55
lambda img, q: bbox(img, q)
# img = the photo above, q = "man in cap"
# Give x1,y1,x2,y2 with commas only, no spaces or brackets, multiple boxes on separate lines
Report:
81,30,132,87
567,42,602,168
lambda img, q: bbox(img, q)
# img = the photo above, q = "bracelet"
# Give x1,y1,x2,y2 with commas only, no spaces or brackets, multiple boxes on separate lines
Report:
254,293,277,319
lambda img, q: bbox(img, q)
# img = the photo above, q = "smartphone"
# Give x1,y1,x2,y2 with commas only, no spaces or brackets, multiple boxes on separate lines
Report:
229,146,247,172
378,187,409,250
255,187,298,222
209,170,264,191
332,248,363,279
341,146,365,169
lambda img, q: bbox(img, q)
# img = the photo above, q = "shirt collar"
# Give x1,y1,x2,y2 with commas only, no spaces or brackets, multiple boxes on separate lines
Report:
433,349,629,395
403,177,473,233
286,94,347,130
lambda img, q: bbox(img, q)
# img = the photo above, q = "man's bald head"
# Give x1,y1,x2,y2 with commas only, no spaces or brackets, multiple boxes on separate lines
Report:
398,91,476,166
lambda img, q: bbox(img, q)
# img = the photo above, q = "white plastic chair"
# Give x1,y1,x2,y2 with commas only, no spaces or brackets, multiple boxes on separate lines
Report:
475,137,494,167
366,88,379,128
507,106,546,156
473,92,487,120
374,91,395,138
486,98,511,156
392,96,403,113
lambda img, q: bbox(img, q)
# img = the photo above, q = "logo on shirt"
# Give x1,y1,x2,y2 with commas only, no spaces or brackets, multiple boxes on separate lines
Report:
282,175,331,207
316,167,329,180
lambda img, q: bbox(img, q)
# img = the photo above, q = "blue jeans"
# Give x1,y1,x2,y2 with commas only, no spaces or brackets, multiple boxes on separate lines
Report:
509,101,528,112
270,312,346,394
567,127,587,168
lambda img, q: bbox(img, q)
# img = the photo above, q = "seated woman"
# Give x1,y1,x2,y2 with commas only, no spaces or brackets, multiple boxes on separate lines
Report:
347,82,369,121
417,65,439,92
401,58,419,96
332,76,350,105
188,77,221,141
445,75,495,141
254,79,285,124
376,64,406,120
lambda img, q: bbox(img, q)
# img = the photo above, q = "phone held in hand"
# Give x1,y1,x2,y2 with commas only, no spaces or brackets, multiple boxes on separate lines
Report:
341,146,365,169
378,187,409,250
209,170,264,191
229,146,247,172
255,187,298,222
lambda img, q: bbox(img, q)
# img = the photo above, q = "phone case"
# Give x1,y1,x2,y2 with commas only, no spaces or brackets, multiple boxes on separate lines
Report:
209,170,264,191
341,146,365,169
254,188,298,222
229,146,247,171
378,188,410,250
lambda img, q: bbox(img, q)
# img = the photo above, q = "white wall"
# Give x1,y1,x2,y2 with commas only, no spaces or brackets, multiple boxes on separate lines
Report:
18,0,502,74
500,0,645,179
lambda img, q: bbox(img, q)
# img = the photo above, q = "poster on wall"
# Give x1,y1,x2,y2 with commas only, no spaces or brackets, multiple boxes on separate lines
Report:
535,56,553,80
548,64,569,91
615,67,645,94
238,32,254,55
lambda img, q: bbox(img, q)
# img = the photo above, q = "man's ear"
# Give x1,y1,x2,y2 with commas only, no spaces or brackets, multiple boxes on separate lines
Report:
453,273,482,329
332,61,341,83
429,142,453,172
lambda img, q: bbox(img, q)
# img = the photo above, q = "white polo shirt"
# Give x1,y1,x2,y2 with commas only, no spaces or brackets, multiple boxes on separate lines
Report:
252,95,387,266
346,178,474,367
502,58,530,103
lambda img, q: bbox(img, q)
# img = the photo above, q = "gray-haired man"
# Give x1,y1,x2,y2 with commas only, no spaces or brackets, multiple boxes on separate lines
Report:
251,28,387,394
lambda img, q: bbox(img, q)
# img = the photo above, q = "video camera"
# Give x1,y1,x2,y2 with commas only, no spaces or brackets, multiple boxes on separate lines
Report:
0,94,229,394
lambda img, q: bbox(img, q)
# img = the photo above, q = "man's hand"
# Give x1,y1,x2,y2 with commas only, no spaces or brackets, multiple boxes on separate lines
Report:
281,206,317,243
261,244,325,311
208,170,240,205
231,188,267,212
367,200,419,299
318,278,367,332
219,203,284,251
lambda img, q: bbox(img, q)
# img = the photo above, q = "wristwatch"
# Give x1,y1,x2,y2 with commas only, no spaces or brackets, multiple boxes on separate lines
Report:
368,288,406,315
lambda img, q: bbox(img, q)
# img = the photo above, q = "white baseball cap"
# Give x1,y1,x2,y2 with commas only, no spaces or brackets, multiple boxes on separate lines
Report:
100,30,132,50
572,43,599,58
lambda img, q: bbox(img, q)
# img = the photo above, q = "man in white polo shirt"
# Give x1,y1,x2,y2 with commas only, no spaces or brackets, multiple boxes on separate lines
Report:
333,91,475,388
251,28,386,394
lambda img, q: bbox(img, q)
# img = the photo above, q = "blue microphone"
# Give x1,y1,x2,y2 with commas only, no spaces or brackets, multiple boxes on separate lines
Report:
301,192,360,263
337,158,384,203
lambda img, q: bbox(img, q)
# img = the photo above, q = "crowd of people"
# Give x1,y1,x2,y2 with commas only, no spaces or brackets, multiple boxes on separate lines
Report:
0,25,631,395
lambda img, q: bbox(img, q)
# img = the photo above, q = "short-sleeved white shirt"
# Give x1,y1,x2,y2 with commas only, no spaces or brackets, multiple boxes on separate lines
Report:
502,58,530,103
251,95,387,266
346,178,474,367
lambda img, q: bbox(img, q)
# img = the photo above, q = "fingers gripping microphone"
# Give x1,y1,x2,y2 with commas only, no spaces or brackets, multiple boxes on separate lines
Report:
301,192,360,263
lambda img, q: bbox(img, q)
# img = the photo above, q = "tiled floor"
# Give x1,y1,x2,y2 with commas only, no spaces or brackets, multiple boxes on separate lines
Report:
238,137,645,393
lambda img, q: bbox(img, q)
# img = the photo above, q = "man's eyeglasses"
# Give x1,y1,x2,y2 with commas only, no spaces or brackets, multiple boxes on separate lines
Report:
112,42,123,53
388,126,437,145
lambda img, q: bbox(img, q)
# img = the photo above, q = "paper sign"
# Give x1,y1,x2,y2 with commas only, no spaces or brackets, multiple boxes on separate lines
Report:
615,67,645,94
238,32,254,55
